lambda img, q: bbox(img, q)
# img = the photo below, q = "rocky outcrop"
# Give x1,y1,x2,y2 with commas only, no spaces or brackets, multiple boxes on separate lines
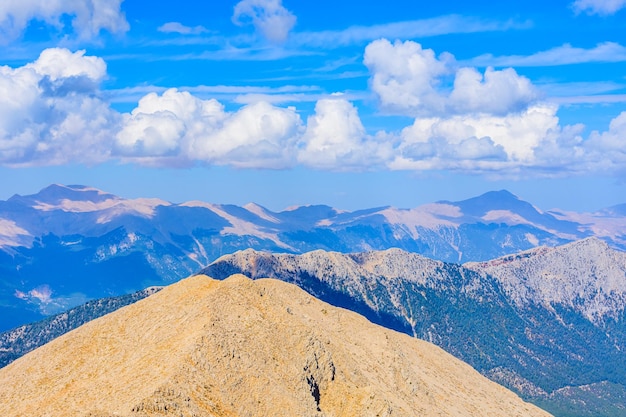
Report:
0,274,550,417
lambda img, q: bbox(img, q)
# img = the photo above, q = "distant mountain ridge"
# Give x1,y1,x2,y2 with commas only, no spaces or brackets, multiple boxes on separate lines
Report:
1,183,626,331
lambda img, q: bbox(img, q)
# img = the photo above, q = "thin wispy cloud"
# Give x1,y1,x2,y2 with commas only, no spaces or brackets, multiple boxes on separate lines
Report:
470,42,626,67
551,94,626,105
290,15,531,49
106,84,323,104
157,22,210,35
571,0,626,15
538,81,625,97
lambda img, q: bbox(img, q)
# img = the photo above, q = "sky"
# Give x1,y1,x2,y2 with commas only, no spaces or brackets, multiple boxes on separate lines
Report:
1,0,626,212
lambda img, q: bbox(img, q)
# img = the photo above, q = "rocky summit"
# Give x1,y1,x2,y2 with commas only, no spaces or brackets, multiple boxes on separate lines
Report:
0,274,550,417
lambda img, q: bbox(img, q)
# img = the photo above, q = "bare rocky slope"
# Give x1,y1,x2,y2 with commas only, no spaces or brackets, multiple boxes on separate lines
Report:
201,239,626,417
0,274,551,417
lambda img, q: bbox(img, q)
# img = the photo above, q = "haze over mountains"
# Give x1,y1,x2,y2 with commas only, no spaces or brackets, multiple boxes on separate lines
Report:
2,183,626,331
0,273,551,417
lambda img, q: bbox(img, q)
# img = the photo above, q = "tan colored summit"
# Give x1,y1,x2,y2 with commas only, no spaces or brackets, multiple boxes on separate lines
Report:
0,274,552,417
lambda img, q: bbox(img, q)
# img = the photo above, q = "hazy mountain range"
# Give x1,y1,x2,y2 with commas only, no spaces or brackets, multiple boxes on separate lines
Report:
0,274,551,417
2,183,626,331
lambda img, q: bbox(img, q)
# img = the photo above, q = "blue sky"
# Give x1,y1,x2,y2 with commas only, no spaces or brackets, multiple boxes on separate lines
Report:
1,0,626,211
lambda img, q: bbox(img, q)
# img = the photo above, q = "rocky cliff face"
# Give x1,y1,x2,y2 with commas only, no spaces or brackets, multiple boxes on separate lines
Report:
0,274,550,417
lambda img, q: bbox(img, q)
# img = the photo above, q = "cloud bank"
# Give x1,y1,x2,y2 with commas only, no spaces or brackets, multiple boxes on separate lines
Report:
1,44,625,178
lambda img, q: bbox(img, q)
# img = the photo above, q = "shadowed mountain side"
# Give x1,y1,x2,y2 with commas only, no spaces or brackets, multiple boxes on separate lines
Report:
0,274,551,417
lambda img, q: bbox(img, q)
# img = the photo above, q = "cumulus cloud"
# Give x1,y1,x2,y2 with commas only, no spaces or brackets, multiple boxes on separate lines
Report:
391,104,572,173
363,39,539,117
572,0,626,15
585,111,626,171
297,97,391,170
0,48,117,166
362,39,595,175
116,88,302,168
0,0,129,42
232,0,296,43
157,22,209,35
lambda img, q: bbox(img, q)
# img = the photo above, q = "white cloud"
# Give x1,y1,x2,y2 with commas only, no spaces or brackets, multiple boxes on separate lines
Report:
29,47,107,82
572,0,626,15
297,97,390,170
1,45,625,178
362,39,595,176
0,0,129,42
449,67,538,115
363,39,451,116
392,104,568,172
470,42,626,67
0,48,117,166
291,15,529,48
116,88,302,168
585,111,626,170
158,22,209,35
192,100,301,168
14,284,89,315
364,39,539,117
232,0,296,43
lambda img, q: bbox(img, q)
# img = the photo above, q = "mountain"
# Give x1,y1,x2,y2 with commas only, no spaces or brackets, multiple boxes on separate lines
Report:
464,237,626,325
201,240,626,417
0,286,161,368
0,273,551,417
1,183,626,331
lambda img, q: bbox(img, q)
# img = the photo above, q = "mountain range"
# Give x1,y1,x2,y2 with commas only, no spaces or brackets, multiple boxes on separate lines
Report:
201,238,626,417
0,273,551,417
2,183,626,331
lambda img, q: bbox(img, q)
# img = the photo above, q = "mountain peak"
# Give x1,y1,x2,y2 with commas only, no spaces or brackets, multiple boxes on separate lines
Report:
11,184,119,206
0,273,550,417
